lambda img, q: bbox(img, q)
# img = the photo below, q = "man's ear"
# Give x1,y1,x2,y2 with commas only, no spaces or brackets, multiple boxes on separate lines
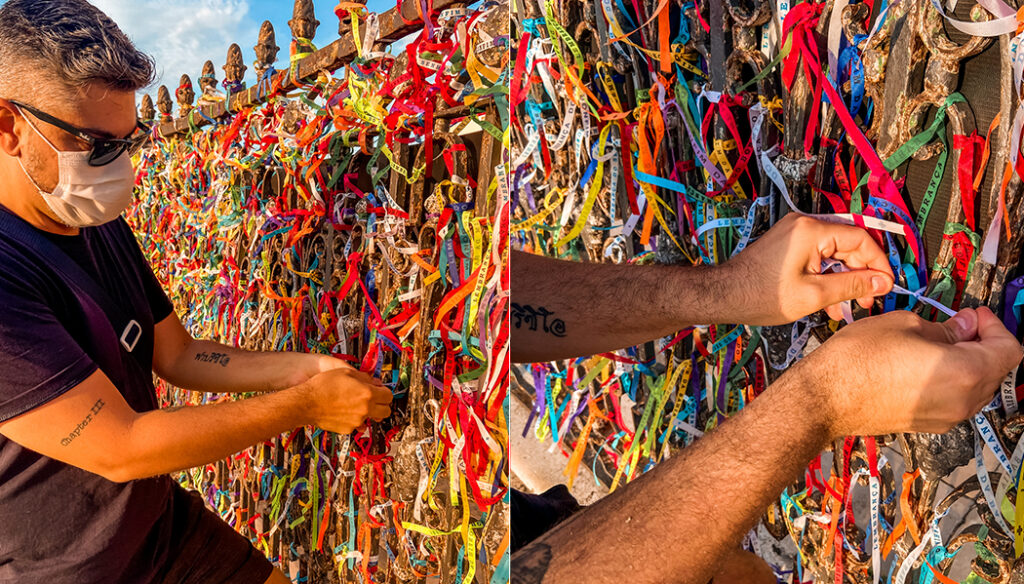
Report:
0,99,22,158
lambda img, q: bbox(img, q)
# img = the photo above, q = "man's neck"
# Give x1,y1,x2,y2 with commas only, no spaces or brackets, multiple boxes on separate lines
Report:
0,171,79,236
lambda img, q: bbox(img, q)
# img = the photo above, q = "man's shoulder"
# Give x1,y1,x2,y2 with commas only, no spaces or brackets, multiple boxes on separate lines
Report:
93,217,151,259
0,206,61,260
0,218,48,275
86,216,134,244
0,211,87,295
0,238,52,299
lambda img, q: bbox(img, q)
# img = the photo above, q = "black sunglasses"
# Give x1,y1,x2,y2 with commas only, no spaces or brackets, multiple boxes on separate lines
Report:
10,100,151,166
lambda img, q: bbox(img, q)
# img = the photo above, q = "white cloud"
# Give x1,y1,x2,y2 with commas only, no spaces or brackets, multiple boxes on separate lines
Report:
90,0,258,97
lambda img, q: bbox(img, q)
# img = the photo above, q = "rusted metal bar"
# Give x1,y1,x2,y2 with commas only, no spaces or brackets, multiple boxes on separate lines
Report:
475,104,499,219
156,0,468,137
140,94,155,124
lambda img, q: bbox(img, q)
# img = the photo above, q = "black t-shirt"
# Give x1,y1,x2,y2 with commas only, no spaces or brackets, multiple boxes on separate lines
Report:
0,205,181,583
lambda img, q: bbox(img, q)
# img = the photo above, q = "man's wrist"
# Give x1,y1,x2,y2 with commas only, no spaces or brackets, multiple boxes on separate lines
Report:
285,381,319,428
671,262,742,326
775,355,837,443
276,352,325,388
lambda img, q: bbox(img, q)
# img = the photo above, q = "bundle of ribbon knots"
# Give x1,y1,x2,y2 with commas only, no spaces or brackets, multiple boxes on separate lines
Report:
513,0,1024,581
127,0,510,582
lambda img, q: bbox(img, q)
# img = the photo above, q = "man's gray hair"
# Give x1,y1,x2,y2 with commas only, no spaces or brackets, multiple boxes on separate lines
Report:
0,0,156,102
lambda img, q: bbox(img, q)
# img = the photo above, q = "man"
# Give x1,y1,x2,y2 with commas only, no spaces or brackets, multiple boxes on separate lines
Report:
0,1,393,583
510,214,1024,583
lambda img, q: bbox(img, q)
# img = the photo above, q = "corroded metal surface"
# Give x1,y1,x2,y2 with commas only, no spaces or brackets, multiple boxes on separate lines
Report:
253,20,280,80
156,85,173,121
289,0,320,41
139,94,154,124
175,74,194,115
222,43,247,91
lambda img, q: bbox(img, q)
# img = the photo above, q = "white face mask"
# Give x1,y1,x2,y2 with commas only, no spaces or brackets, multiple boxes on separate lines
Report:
16,107,135,227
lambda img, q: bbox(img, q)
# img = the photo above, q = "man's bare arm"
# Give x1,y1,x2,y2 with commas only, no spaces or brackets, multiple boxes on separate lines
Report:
153,312,347,393
511,214,895,363
513,307,1023,584
512,353,829,584
511,250,720,362
0,366,392,483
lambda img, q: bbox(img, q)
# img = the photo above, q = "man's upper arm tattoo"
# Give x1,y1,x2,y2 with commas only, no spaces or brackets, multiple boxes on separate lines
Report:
511,303,567,337
61,398,106,447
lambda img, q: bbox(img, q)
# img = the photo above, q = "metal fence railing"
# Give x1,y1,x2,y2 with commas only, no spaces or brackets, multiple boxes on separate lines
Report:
129,0,510,581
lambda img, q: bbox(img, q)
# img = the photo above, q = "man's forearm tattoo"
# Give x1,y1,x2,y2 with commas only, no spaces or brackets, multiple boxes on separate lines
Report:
61,398,106,446
511,303,567,337
511,542,552,584
195,351,231,367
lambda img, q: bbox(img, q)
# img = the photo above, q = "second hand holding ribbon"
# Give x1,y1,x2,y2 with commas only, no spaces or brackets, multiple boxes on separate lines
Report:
821,260,958,323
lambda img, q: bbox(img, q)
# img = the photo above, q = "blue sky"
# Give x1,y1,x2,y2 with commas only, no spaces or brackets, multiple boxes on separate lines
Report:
3,0,403,103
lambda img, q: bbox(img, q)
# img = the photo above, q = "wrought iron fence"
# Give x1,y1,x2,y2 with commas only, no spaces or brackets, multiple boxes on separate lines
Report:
129,0,510,582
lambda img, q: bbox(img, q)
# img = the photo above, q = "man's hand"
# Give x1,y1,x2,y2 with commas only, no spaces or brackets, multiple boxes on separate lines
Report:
301,368,394,434
724,214,895,325
803,306,1024,436
512,214,896,362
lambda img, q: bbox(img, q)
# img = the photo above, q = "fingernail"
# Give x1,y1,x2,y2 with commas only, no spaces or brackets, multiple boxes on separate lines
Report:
872,276,888,294
951,312,971,335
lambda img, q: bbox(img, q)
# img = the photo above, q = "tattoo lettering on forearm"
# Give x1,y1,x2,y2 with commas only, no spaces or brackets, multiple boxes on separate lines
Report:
511,303,566,337
195,351,231,367
511,543,552,584
61,399,105,447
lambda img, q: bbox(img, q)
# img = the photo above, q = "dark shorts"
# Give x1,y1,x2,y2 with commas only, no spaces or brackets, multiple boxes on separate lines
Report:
154,485,274,584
